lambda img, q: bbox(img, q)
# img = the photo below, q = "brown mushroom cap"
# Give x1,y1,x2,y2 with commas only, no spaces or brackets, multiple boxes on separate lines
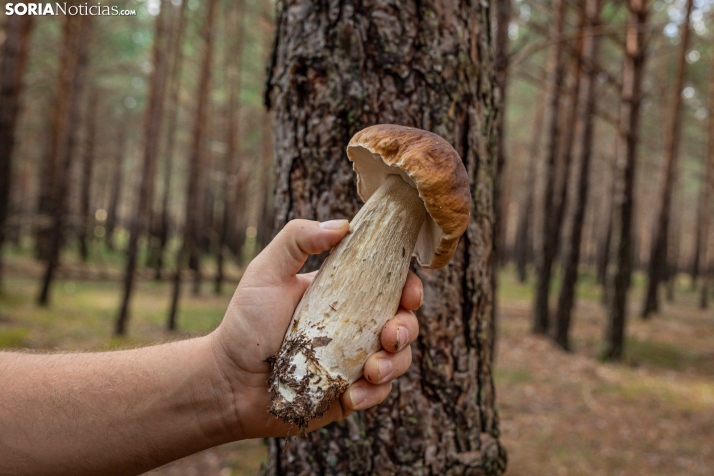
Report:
346,124,471,269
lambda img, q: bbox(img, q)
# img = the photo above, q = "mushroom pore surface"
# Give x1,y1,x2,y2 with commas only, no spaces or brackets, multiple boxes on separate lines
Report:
268,175,428,430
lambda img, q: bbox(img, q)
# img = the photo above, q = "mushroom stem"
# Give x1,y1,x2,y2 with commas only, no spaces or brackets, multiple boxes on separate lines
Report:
269,174,428,429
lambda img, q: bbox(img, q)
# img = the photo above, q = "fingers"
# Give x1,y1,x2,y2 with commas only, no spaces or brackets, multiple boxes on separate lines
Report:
363,346,412,385
400,271,423,311
341,379,393,412
255,219,349,281
381,309,419,353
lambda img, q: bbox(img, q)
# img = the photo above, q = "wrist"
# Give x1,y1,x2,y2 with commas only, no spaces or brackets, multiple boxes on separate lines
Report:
191,334,246,443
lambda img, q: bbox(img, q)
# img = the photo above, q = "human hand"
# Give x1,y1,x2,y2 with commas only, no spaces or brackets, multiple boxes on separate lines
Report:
210,219,422,439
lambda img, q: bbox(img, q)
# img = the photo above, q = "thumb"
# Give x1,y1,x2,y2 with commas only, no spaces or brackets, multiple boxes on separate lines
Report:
256,219,350,281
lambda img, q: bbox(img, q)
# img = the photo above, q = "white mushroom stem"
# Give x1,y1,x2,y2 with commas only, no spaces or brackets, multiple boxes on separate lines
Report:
268,174,428,429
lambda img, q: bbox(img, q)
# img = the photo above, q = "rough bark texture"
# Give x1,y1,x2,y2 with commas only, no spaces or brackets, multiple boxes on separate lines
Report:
0,14,33,290
168,0,218,330
554,0,601,351
115,0,171,335
533,0,568,335
262,0,505,474
38,13,92,306
603,0,649,361
641,0,693,318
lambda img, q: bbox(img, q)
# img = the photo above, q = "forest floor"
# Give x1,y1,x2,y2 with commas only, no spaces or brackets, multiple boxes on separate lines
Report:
0,248,712,475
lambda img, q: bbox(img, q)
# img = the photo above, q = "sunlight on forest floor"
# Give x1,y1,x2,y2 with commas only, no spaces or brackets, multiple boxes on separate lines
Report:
0,254,712,475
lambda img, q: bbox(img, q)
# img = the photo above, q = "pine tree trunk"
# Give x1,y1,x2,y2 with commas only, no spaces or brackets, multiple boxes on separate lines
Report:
533,0,568,334
115,0,171,335
38,13,93,306
153,0,188,280
698,47,714,310
261,1,505,474
105,121,128,251
514,76,546,283
0,14,33,290
603,0,649,361
641,0,693,318
35,11,82,262
216,0,246,295
555,0,602,351
78,90,98,262
168,0,218,330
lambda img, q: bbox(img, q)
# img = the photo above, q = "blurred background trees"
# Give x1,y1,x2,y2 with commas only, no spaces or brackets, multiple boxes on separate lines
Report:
2,0,714,474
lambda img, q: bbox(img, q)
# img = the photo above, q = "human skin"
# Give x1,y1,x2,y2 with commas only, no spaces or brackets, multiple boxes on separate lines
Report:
0,219,422,476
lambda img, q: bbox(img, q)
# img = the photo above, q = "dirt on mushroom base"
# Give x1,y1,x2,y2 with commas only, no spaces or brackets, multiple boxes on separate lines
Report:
267,334,349,432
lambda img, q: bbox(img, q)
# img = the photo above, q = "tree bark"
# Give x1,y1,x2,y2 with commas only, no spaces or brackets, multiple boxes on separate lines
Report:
216,0,246,295
0,14,33,290
168,0,218,330
603,0,649,361
641,0,693,318
78,90,98,262
115,0,171,335
38,13,93,306
697,47,714,310
261,1,505,474
555,0,602,351
533,0,568,335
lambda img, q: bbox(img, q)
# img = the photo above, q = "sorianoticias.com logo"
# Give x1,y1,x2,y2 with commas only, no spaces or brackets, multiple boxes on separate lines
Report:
5,3,137,16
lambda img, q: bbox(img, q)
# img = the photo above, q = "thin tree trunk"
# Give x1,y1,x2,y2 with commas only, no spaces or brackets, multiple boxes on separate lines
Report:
0,14,33,291
35,11,82,262
262,1,505,474
698,48,714,310
533,0,568,335
78,90,98,262
38,14,93,306
256,112,274,252
216,0,246,295
115,1,171,335
105,121,128,251
555,0,602,351
168,0,218,330
153,0,188,280
603,0,649,361
641,0,693,318
514,76,546,283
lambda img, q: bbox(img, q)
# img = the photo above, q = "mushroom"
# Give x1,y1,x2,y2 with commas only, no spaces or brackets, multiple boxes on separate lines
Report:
268,124,471,429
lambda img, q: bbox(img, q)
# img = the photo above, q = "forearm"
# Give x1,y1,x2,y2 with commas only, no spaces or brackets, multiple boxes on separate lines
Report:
0,335,238,476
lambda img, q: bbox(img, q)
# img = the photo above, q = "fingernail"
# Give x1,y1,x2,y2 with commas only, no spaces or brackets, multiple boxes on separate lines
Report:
397,326,409,351
377,359,393,383
320,219,348,230
418,288,424,308
350,386,367,409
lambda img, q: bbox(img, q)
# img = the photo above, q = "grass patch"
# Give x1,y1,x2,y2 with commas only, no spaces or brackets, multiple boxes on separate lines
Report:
0,326,30,347
624,337,699,371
